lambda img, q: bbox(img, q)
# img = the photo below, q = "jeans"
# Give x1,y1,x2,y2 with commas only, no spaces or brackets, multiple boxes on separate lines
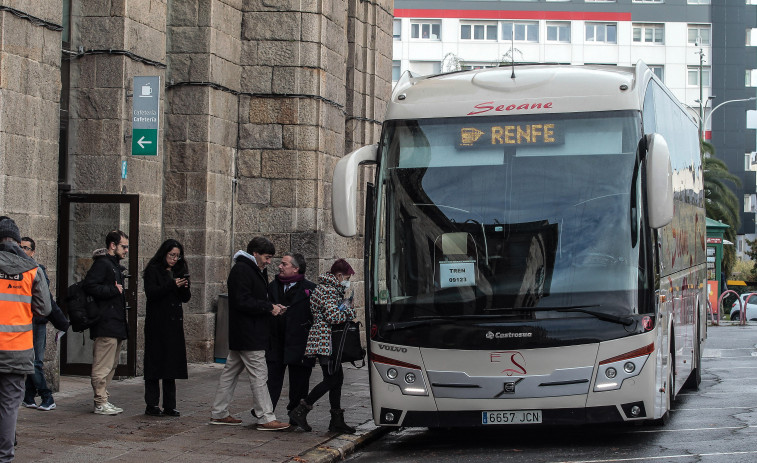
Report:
24,323,51,402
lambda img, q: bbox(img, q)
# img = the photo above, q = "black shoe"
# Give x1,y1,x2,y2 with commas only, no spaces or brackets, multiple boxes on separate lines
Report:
145,405,164,416
328,409,356,434
163,408,180,417
288,400,313,432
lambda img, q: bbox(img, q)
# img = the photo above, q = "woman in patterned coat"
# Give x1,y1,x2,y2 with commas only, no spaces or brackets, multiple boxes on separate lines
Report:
289,259,357,433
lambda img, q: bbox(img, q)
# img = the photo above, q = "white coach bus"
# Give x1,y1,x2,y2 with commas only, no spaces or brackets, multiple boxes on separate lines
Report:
333,62,706,427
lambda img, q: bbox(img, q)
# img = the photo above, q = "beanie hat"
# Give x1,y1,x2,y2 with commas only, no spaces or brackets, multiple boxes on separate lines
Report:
0,217,21,243
330,258,355,276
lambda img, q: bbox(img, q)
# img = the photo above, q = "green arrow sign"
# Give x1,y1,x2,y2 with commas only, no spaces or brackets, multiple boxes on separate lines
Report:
132,128,158,155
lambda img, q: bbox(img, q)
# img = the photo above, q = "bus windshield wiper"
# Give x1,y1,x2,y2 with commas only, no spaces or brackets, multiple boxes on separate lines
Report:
515,305,635,326
381,314,503,332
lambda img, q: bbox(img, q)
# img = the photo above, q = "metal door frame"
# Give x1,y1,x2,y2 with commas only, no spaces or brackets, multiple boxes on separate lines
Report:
58,193,139,376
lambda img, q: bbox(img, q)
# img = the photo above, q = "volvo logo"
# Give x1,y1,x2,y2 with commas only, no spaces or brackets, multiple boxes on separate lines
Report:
494,378,523,398
378,344,408,353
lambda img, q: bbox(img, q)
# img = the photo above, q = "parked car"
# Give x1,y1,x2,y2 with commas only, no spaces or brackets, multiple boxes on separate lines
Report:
730,293,757,321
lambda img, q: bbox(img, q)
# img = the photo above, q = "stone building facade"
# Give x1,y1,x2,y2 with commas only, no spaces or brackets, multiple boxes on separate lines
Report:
0,0,392,382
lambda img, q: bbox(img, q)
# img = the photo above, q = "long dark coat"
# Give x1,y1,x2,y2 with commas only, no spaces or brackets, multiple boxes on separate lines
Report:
267,276,316,366
143,264,191,379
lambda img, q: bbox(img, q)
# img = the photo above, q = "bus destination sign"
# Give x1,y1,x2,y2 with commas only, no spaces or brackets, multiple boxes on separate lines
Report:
459,123,564,148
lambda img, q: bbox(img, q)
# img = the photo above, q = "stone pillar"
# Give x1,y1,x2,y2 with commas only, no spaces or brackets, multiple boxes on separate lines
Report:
68,1,167,372
0,1,63,388
165,0,242,362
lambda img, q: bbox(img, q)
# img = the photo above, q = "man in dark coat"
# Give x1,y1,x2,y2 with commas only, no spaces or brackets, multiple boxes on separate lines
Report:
82,230,129,416
267,252,316,416
19,236,70,412
209,237,290,431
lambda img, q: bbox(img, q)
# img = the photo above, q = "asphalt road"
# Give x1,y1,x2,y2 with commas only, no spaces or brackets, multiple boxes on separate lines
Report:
347,323,757,463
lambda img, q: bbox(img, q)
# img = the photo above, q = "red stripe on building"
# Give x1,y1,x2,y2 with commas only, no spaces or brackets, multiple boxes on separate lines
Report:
395,9,632,21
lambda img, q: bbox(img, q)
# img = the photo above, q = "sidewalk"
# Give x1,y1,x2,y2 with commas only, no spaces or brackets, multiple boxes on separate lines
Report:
14,362,386,462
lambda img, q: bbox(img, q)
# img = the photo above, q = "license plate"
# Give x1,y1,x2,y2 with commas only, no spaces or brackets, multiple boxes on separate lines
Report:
482,410,542,425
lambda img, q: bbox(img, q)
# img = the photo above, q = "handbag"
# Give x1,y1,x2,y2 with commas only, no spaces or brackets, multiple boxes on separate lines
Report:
330,320,366,371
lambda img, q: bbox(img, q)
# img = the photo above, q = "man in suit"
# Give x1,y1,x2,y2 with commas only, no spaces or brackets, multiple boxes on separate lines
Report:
266,253,316,418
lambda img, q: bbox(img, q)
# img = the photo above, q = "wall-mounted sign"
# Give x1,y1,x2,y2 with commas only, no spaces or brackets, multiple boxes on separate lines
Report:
131,76,160,156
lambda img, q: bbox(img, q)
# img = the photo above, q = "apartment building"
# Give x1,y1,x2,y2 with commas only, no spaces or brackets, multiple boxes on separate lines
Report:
393,0,757,254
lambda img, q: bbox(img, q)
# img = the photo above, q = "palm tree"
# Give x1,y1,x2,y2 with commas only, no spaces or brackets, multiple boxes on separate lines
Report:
702,140,741,275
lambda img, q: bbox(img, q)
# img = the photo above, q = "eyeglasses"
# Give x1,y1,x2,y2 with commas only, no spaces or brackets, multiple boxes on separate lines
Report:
167,253,181,260
20,246,32,251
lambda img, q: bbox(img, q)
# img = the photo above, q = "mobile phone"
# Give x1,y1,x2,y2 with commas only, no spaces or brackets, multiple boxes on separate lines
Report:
182,274,190,278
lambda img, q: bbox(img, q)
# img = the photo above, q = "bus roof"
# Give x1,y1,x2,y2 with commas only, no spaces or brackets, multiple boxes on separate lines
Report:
386,63,650,121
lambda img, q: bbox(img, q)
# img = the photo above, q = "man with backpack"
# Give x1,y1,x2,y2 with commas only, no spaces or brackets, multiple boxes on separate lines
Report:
18,236,70,411
82,230,129,415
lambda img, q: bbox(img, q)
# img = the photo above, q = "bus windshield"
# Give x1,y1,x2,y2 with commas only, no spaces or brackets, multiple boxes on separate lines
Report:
373,111,649,333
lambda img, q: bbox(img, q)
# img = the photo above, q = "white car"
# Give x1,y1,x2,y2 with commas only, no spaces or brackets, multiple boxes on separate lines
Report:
730,293,757,321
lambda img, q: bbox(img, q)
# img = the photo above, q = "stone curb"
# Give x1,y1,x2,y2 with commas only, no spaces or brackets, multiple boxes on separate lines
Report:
288,422,390,463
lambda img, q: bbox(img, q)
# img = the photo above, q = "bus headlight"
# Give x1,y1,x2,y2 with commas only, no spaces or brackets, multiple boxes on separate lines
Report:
371,353,428,396
594,343,653,392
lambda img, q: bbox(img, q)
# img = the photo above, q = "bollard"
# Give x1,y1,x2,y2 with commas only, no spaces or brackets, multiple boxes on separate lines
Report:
741,293,755,326
717,290,741,326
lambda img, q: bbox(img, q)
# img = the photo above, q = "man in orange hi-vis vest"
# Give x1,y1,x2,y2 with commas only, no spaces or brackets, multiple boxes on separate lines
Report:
0,217,51,462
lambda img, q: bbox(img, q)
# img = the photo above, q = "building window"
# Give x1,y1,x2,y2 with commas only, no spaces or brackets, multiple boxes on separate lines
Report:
688,25,711,45
392,61,401,81
411,21,441,40
688,66,711,87
747,69,757,87
688,0,710,4
633,24,664,44
461,22,498,41
746,153,753,171
745,194,752,213
649,65,664,81
546,22,571,42
502,21,539,42
585,0,615,2
393,19,401,40
461,63,497,71
586,23,617,43
633,0,663,3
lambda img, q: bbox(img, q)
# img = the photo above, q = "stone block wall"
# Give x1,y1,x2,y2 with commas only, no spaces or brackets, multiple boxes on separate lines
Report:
0,1,63,389
2,0,392,377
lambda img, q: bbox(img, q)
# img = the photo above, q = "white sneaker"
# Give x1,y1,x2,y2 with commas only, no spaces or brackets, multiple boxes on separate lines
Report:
94,404,119,415
104,402,123,413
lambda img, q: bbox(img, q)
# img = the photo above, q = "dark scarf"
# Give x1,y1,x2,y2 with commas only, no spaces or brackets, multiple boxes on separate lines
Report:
276,273,305,285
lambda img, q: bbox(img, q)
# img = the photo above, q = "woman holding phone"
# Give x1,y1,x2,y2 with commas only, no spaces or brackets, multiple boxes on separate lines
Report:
142,239,191,417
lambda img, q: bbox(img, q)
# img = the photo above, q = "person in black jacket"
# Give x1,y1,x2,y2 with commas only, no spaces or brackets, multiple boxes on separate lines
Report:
19,236,70,412
266,253,316,418
209,237,290,431
82,230,129,416
142,239,190,417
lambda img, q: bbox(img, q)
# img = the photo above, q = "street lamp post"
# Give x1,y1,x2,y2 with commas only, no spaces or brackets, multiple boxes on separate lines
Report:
703,97,757,137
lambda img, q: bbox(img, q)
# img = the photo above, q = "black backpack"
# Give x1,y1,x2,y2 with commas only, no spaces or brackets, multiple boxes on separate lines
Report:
63,280,100,332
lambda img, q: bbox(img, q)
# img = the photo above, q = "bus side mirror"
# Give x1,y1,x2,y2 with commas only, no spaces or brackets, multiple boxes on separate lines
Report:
645,133,673,229
332,144,378,237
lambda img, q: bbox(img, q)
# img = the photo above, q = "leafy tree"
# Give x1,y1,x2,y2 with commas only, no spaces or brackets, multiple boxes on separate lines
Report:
702,141,741,276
